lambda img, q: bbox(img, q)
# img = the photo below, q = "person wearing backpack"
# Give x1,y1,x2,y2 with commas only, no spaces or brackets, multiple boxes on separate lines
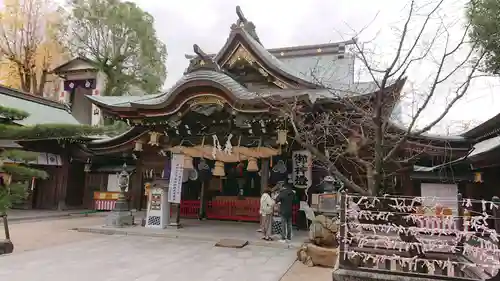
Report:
276,183,295,242
259,187,275,241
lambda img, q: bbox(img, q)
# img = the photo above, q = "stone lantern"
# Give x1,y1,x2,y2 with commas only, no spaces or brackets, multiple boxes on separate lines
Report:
105,164,134,227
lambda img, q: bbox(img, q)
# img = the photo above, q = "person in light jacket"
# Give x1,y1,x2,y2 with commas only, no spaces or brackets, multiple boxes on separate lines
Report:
260,187,275,241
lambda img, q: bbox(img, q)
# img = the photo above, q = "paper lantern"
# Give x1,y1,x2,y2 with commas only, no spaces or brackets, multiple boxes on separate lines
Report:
134,141,143,152
212,161,225,177
247,157,259,172
183,155,194,170
148,132,161,146
276,129,288,145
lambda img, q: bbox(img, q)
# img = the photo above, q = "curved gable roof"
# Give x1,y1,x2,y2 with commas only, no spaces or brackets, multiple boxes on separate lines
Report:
87,70,257,111
214,7,326,89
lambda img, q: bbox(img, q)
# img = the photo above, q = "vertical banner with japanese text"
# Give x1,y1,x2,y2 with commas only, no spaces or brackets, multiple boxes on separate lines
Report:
292,150,312,188
167,153,184,204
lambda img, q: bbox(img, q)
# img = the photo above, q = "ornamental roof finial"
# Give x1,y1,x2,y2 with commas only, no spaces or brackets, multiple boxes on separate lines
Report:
184,44,221,74
231,6,261,44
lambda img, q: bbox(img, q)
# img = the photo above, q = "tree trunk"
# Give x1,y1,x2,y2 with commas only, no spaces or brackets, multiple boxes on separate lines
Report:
2,214,10,240
36,69,48,96
372,90,384,196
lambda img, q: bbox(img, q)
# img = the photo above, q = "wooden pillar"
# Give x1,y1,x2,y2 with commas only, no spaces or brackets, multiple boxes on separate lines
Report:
401,170,413,196
131,158,143,210
260,158,270,194
56,150,70,210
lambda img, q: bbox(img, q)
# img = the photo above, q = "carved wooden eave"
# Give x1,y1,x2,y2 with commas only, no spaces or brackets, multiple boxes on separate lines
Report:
87,71,276,119
84,126,150,153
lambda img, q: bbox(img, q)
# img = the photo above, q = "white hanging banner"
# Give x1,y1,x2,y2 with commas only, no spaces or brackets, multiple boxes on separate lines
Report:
167,153,184,203
292,150,312,188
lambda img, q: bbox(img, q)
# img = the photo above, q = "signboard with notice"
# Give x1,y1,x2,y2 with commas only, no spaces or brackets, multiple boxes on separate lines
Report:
167,153,184,204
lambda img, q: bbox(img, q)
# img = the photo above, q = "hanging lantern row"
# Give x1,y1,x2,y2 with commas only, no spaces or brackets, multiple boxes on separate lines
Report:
148,132,162,146
134,140,143,152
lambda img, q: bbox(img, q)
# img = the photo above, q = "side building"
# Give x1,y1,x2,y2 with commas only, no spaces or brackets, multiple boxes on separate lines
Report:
0,85,91,210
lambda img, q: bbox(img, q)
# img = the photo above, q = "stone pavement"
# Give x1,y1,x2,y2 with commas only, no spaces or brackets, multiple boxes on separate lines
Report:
280,262,332,281
2,216,333,281
2,216,104,252
7,209,102,222
0,235,298,281
76,219,308,249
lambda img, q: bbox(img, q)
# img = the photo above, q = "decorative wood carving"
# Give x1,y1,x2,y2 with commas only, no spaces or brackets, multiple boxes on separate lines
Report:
228,46,255,67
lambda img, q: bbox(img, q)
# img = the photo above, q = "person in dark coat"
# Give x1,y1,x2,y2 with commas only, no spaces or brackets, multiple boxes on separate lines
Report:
276,183,295,242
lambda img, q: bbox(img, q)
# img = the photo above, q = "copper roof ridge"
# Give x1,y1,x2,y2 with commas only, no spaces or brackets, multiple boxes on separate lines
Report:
267,39,356,53
185,39,356,60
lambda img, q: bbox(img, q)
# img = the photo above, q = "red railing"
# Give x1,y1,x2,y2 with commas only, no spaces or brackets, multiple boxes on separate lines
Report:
171,199,300,225
207,200,260,222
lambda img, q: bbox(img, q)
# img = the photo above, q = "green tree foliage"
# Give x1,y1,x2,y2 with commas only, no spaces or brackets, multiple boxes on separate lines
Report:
0,106,106,212
62,0,167,96
468,0,500,74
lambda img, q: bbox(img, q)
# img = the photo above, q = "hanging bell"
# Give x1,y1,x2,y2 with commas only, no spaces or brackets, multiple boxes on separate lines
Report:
148,132,161,146
276,129,288,145
247,157,259,172
212,161,225,177
183,155,194,170
134,140,143,152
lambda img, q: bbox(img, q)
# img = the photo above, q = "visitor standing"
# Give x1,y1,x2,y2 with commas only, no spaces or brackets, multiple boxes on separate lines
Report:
276,183,295,242
259,187,275,240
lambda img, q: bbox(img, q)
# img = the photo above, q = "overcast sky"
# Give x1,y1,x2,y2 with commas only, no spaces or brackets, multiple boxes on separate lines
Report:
130,0,500,133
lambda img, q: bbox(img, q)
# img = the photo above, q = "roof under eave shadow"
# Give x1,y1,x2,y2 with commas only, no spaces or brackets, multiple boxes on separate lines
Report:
466,135,500,161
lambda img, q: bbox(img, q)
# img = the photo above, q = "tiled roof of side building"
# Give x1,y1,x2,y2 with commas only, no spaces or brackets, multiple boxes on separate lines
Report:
0,85,80,125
